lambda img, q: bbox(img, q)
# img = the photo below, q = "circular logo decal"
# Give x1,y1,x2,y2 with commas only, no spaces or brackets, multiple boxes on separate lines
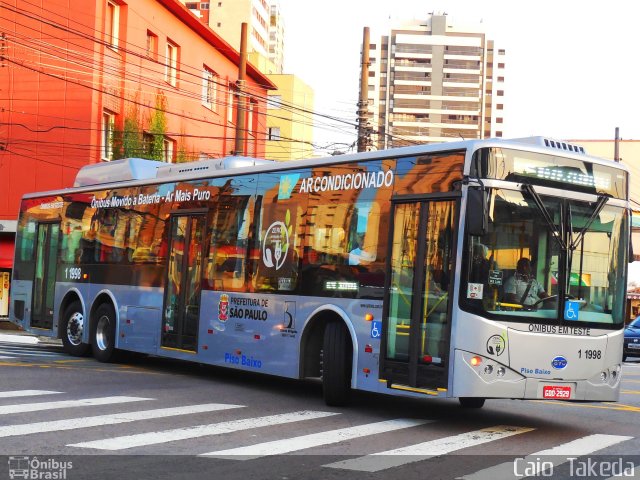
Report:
262,221,289,270
551,356,568,369
486,334,506,356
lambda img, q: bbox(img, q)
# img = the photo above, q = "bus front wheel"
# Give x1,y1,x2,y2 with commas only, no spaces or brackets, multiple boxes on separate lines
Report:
322,320,353,406
61,301,90,357
92,303,118,363
459,397,486,408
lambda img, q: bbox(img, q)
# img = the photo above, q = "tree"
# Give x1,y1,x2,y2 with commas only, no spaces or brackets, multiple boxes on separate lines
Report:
147,91,167,161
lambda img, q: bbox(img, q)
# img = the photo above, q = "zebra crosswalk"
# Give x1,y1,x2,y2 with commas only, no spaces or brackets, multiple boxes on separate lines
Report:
0,341,65,360
0,388,635,475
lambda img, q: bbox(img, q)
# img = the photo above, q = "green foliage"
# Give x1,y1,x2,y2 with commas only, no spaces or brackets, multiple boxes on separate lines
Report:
147,92,167,161
111,91,143,160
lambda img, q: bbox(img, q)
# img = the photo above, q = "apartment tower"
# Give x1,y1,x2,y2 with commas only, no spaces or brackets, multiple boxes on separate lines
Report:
182,0,285,73
366,13,505,149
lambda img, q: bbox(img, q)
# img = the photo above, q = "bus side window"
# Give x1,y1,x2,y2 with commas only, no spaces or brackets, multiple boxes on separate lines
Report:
208,196,253,291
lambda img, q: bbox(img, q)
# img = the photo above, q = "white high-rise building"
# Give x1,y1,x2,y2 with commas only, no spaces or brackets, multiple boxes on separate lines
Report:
180,0,284,73
365,13,505,149
268,3,285,73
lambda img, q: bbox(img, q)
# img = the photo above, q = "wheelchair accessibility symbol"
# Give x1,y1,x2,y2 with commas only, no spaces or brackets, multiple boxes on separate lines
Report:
564,300,580,321
370,321,382,339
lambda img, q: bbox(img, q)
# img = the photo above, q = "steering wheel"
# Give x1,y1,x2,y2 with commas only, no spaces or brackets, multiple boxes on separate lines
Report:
530,293,574,308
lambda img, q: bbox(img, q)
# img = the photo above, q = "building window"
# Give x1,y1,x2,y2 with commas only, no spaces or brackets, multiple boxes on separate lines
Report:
165,40,179,86
102,110,115,161
497,90,504,96
105,1,119,50
202,66,218,110
163,138,175,163
142,133,175,162
246,101,256,156
267,95,281,109
496,118,503,123
268,127,280,140
185,2,198,8
497,104,504,110
201,3,209,9
146,30,157,59
227,88,234,123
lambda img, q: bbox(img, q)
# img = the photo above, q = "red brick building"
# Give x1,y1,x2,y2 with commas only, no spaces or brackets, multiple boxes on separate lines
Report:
0,0,276,302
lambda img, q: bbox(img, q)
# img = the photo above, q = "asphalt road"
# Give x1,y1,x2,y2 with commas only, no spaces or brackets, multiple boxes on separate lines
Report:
0,336,639,480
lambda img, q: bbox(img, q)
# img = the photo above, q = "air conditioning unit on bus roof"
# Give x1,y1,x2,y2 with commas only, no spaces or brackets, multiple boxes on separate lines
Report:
155,156,275,179
510,136,587,154
74,158,164,187
74,156,275,187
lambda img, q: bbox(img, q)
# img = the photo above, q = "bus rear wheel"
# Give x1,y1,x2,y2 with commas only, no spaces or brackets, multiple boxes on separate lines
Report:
322,320,353,406
92,303,118,363
61,301,90,357
459,397,485,408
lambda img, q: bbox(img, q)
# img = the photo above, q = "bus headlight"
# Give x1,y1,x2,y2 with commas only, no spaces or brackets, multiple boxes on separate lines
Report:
600,371,608,382
496,367,506,377
484,365,493,375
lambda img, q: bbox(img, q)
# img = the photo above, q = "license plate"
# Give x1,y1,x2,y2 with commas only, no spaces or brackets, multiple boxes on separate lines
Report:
543,385,572,399
629,344,640,349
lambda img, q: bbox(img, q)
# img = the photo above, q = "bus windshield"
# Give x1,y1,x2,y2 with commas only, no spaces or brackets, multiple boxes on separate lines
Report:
462,188,627,328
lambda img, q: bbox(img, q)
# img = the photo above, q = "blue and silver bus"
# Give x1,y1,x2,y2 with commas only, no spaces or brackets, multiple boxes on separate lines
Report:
9,137,630,407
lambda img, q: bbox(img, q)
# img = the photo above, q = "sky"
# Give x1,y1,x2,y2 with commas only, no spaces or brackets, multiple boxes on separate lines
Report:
278,0,640,153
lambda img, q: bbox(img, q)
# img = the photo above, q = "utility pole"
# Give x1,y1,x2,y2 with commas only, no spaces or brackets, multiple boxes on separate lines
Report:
234,22,248,156
357,26,371,152
614,126,620,162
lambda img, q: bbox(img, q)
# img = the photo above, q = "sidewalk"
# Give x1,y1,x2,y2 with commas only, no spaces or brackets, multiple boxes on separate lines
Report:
0,320,62,345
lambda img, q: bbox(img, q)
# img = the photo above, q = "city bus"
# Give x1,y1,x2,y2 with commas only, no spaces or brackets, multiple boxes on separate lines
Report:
8,136,630,407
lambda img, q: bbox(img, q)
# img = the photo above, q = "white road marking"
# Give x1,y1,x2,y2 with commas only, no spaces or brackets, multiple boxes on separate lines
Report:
458,434,633,480
0,396,152,415
0,403,243,438
201,418,432,460
0,351,64,358
324,425,534,472
0,335,39,344
0,390,62,398
69,410,339,451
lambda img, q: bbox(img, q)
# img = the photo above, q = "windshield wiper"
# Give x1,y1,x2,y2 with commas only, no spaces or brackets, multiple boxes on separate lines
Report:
568,195,609,251
523,184,610,302
522,184,567,251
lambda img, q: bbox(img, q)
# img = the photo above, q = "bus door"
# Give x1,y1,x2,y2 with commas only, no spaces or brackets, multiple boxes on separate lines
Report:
161,212,206,352
381,198,457,391
31,222,60,330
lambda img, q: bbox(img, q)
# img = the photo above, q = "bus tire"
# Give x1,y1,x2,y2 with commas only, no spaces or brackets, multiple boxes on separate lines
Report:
459,397,485,408
92,303,118,363
322,320,353,406
60,301,90,357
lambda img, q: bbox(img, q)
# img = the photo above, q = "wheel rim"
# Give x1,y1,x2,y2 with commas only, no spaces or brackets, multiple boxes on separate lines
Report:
66,312,84,346
95,315,111,351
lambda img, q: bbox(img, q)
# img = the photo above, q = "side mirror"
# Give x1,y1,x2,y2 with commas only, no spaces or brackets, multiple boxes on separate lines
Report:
467,187,489,236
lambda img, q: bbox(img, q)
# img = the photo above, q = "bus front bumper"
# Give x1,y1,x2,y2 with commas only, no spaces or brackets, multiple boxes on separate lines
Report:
452,350,621,402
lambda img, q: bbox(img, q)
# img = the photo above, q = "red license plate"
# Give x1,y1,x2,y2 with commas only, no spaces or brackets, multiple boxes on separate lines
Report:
543,385,572,399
